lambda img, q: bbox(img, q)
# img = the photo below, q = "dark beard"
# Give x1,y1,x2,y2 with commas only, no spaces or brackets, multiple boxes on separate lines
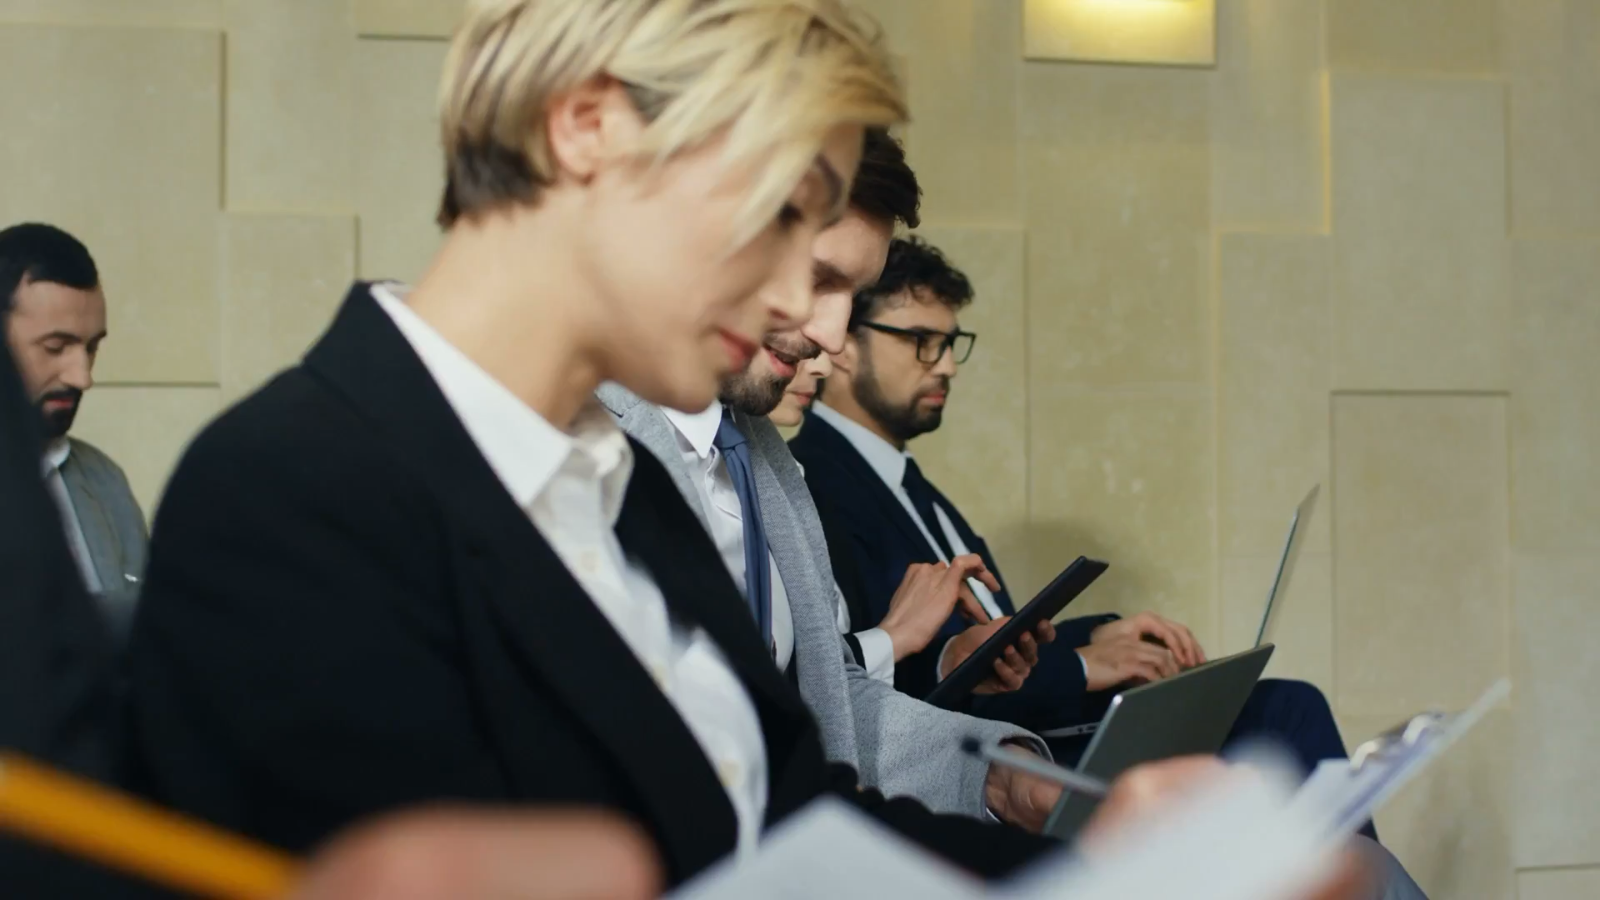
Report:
719,332,823,417
719,369,787,416
855,346,946,444
37,388,81,440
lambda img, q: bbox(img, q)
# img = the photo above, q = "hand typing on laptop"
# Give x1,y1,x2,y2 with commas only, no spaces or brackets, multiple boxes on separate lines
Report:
1091,612,1206,668
1075,636,1181,691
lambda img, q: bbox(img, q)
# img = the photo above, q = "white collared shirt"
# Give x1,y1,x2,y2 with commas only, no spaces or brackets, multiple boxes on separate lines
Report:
371,284,768,856
662,404,896,684
41,439,103,594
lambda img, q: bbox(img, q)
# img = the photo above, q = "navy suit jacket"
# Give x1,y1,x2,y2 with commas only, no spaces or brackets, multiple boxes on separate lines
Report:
790,411,1115,731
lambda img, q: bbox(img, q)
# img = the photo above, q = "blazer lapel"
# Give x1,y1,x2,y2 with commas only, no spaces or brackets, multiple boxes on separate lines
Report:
304,285,743,866
58,461,123,592
613,455,810,727
801,415,938,559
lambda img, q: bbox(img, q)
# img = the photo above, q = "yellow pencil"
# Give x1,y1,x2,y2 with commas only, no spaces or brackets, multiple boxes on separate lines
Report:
0,752,302,899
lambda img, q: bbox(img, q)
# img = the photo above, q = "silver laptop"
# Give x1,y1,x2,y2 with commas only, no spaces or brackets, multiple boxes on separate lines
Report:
1043,644,1276,840
1255,485,1320,648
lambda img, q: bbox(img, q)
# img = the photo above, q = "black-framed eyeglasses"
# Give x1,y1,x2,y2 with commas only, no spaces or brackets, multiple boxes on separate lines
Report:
857,321,977,365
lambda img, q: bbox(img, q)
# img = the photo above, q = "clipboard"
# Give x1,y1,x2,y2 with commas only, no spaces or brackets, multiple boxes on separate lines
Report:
1290,678,1511,839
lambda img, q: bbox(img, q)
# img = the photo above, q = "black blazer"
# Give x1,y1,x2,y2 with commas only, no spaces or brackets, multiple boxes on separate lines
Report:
790,412,1115,730
122,284,1055,888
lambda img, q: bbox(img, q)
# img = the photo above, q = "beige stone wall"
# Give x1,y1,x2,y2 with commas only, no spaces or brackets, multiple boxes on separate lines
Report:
1,1,1592,896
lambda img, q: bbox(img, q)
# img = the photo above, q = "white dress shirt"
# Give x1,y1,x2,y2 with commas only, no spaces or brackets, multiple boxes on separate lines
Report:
810,402,1088,681
372,284,769,856
42,438,103,593
662,404,897,683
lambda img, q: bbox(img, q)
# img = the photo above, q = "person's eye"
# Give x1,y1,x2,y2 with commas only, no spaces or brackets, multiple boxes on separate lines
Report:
776,202,803,230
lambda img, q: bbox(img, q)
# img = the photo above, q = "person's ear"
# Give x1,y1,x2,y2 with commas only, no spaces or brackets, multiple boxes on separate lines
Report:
546,77,643,184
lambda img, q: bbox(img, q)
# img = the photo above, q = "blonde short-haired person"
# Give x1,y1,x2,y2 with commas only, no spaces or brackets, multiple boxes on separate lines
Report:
120,0,1083,887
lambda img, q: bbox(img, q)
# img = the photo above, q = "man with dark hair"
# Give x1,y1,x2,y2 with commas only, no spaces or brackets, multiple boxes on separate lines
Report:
603,128,1066,827
791,237,1378,844
1,223,146,646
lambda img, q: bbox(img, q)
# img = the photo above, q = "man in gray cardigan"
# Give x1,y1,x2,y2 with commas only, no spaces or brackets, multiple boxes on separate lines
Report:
2,223,146,646
602,384,1058,825
598,130,1063,828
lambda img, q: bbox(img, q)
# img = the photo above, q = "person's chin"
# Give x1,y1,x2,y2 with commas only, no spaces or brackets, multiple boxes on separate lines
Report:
634,368,719,415
768,403,803,428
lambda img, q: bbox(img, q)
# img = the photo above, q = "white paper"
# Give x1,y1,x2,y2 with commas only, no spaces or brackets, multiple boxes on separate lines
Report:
668,799,980,900
671,682,1508,900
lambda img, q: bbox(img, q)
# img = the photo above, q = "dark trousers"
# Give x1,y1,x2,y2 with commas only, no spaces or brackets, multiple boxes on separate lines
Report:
1225,678,1379,842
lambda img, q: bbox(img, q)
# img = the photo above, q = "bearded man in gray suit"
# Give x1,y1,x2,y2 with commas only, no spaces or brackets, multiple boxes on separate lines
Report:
600,130,1065,829
2,223,146,646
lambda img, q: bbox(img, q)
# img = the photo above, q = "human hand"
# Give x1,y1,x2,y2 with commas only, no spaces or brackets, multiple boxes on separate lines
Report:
1081,757,1374,900
1076,636,1180,691
982,744,1063,833
291,808,662,900
880,554,998,661
939,617,1051,694
1090,612,1205,669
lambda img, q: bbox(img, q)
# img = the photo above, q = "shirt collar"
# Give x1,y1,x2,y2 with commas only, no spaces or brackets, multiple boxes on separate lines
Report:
662,400,725,461
809,401,909,489
42,438,71,478
371,282,634,522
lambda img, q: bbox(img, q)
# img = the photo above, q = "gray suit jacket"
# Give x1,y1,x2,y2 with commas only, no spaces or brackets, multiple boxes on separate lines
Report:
59,438,147,645
599,384,1046,818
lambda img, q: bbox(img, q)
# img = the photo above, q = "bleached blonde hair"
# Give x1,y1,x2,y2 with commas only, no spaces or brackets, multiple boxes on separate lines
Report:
436,0,907,246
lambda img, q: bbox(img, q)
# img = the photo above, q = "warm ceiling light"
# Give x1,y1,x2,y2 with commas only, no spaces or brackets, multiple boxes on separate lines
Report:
1024,0,1216,67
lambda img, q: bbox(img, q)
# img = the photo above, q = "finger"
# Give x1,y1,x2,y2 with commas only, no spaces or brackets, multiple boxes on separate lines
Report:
1166,621,1201,669
1017,632,1039,667
1003,645,1024,669
1130,644,1178,679
993,658,1024,691
956,584,991,624
1177,625,1206,665
950,553,1003,593
1143,618,1187,665
1173,625,1202,668
1152,647,1180,679
1128,640,1169,671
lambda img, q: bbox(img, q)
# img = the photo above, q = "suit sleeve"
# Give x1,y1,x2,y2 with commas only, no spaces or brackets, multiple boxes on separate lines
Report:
840,646,1051,819
124,415,505,854
824,763,1063,880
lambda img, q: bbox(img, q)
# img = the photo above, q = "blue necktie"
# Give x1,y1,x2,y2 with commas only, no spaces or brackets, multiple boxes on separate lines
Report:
713,410,772,644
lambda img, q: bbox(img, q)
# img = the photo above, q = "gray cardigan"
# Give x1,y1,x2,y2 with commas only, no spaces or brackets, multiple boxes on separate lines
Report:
599,384,1047,818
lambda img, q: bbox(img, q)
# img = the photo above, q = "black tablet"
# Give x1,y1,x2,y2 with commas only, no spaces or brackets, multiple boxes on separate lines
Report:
924,556,1109,709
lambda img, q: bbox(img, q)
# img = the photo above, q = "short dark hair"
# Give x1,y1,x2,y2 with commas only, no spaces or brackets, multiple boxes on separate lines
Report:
0,223,99,315
850,128,920,230
848,235,971,330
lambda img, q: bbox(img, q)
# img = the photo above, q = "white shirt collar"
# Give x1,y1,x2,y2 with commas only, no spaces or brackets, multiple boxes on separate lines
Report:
663,401,725,461
42,438,71,478
809,401,909,489
370,282,633,522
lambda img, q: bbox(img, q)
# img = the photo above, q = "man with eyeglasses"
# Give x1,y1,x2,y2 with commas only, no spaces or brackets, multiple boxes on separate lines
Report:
790,240,1378,845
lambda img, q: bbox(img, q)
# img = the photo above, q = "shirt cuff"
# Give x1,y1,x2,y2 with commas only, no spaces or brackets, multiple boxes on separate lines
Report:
1077,649,1088,678
852,628,895,685
935,635,957,683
